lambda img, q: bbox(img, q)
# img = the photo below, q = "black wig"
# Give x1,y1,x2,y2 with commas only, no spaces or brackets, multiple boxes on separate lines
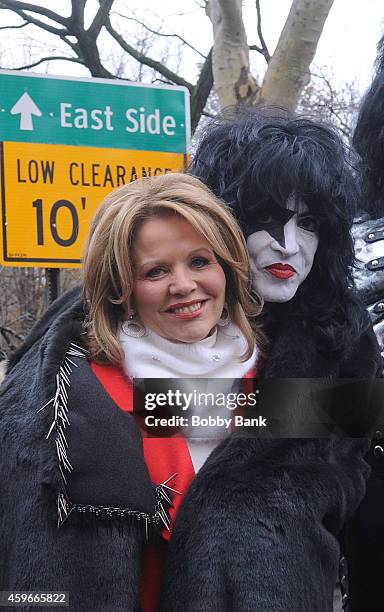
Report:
353,35,384,218
190,107,364,353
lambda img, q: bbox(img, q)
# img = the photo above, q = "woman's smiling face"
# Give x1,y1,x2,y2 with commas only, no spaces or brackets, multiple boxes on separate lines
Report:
132,214,226,343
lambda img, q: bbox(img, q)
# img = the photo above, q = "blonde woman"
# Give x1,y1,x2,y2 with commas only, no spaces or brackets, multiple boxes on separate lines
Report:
0,173,262,611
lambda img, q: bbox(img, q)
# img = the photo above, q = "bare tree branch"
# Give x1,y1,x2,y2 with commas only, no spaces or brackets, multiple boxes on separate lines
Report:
88,0,115,37
308,69,354,138
8,55,85,71
249,44,267,55
105,17,193,90
113,12,206,58
255,0,270,62
61,35,81,55
0,21,28,30
61,4,115,78
0,0,69,26
152,77,176,85
0,4,68,36
194,0,208,9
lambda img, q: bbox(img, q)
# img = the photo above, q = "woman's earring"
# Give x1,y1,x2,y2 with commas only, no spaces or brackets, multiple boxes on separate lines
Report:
217,304,230,327
122,312,147,338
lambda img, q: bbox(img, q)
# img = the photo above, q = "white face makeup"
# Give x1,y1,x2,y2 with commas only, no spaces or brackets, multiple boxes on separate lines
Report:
246,195,319,302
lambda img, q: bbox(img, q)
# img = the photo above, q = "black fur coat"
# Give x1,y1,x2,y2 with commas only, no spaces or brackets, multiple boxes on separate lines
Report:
0,288,381,611
160,302,382,612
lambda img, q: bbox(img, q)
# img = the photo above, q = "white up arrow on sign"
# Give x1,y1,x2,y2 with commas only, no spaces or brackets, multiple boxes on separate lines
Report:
10,92,42,130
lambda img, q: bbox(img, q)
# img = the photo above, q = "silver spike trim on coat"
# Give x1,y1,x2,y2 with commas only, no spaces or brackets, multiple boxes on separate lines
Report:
38,342,86,485
39,342,179,537
56,475,180,537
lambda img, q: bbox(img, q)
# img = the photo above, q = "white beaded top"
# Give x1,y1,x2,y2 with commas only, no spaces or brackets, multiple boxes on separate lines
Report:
118,321,258,472
118,322,257,379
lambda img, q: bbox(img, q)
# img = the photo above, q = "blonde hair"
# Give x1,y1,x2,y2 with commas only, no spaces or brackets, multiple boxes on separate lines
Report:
82,173,263,365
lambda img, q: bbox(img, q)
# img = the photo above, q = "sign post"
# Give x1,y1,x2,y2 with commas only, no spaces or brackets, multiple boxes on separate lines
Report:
0,70,190,283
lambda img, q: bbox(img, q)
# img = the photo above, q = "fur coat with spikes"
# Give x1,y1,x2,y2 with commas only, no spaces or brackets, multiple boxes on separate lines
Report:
0,287,382,612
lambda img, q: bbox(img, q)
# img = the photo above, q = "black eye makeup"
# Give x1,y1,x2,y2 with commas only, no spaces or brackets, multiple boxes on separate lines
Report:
297,214,319,233
256,212,275,225
246,203,296,247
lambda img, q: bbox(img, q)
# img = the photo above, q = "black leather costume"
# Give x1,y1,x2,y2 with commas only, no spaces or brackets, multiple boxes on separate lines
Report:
353,215,384,361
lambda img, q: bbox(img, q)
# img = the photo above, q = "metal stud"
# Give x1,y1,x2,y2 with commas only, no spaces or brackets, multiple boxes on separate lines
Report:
374,445,384,458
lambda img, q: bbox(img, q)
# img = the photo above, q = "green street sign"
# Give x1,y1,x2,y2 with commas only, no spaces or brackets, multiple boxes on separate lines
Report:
0,70,190,153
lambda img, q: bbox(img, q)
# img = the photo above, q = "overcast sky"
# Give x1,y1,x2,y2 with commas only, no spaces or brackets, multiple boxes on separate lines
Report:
149,0,384,91
0,0,383,96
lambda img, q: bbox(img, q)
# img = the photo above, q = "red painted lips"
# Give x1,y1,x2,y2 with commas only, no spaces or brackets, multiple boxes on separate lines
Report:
265,263,296,279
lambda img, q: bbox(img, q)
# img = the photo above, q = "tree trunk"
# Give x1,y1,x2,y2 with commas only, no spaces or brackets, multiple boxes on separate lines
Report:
191,49,213,133
258,0,334,111
207,0,258,109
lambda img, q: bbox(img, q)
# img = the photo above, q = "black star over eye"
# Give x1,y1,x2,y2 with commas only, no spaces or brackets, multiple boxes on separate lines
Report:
245,202,296,247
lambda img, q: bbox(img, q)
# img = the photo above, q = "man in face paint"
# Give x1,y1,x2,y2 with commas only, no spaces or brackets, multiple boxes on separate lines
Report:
245,194,319,303
190,108,383,612
190,109,358,316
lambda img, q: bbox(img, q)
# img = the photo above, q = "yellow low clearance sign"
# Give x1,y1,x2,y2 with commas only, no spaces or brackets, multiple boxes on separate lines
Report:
0,141,186,268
